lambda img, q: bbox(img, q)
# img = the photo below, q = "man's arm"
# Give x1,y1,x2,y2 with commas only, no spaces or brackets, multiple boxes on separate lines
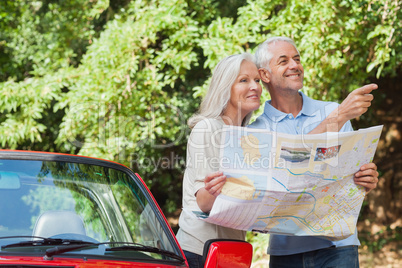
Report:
354,162,379,194
307,84,379,193
309,84,378,134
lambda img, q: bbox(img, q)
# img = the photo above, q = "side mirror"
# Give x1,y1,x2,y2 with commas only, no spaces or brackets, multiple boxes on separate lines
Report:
203,239,253,268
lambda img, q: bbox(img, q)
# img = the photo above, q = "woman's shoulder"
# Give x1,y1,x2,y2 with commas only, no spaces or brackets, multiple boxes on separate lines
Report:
192,117,224,131
187,118,224,153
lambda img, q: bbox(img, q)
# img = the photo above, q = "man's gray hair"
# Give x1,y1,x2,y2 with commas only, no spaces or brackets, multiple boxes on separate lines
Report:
255,36,299,72
188,53,255,128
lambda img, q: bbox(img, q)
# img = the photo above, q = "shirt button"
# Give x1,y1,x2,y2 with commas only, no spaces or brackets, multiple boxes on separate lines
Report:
288,115,292,119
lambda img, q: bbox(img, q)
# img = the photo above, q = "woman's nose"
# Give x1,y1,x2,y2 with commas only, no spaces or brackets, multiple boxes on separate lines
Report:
250,80,260,90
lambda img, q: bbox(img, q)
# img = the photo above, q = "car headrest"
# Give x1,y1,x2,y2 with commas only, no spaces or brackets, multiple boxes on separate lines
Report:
32,210,86,238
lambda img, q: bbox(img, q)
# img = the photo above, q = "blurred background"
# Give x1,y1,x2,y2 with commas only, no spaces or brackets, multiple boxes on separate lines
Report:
0,0,400,266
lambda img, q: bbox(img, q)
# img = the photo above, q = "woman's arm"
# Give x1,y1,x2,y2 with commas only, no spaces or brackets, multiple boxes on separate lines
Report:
196,171,226,213
185,118,225,213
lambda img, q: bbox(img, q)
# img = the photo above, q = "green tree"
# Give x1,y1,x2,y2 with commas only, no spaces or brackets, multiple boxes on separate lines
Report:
0,0,400,226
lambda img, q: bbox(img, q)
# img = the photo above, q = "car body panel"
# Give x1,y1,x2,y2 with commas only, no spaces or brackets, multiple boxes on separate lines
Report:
203,240,253,268
0,255,186,267
0,150,252,268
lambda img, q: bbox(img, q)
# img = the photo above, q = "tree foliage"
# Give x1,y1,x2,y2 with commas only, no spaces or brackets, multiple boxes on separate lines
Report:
0,0,400,214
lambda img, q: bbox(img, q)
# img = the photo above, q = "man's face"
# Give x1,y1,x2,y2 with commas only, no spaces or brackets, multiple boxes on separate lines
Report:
265,41,304,93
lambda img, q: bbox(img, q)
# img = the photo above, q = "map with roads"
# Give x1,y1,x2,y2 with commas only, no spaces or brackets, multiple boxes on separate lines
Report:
196,125,383,239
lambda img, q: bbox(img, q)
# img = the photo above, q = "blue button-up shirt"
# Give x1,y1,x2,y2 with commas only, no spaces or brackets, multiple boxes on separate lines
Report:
249,91,358,256
250,91,353,134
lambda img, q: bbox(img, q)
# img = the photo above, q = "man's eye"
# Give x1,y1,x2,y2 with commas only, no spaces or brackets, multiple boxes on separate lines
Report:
255,79,260,83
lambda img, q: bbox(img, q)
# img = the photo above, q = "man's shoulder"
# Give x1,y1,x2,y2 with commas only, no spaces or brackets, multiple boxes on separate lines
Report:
312,98,339,106
302,95,340,116
248,114,273,130
303,94,340,108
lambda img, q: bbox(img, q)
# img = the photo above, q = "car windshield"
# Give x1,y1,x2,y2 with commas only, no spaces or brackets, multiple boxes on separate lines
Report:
0,158,180,262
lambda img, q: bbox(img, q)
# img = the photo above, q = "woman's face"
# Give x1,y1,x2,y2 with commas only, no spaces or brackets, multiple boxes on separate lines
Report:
225,60,262,122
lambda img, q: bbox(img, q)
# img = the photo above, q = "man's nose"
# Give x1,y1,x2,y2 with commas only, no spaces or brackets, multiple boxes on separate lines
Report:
289,59,298,69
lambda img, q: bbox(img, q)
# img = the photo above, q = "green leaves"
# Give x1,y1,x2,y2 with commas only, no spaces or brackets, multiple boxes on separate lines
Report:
0,0,400,212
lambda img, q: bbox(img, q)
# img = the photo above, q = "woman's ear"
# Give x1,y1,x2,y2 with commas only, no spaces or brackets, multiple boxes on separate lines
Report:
258,68,270,84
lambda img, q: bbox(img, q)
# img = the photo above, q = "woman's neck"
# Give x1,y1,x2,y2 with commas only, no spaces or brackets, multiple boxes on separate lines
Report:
221,111,244,126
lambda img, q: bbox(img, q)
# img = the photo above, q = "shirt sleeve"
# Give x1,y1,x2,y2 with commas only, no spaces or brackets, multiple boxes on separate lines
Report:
340,120,354,132
185,119,223,196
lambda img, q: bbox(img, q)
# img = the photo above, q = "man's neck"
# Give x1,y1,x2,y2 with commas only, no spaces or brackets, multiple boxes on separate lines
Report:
270,90,303,117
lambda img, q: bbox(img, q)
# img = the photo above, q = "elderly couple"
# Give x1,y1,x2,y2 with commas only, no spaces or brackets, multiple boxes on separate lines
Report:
176,36,379,268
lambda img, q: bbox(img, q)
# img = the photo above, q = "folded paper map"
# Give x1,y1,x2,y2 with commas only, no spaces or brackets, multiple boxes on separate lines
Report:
193,125,383,239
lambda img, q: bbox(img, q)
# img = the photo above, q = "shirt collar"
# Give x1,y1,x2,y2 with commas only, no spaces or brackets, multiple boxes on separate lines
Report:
263,91,315,122
299,91,317,116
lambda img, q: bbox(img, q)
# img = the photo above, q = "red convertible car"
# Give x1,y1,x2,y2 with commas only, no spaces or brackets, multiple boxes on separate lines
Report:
0,150,252,267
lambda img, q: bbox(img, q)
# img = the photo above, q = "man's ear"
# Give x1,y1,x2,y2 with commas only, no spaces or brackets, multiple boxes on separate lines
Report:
258,68,270,83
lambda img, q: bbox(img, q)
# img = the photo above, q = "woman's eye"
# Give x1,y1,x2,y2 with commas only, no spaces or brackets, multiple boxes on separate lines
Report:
240,79,247,82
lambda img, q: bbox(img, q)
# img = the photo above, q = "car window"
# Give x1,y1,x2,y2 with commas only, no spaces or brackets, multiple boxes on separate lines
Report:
0,159,177,261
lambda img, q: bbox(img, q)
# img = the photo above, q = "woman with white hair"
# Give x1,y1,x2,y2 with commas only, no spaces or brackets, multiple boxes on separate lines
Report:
176,39,379,267
176,53,262,268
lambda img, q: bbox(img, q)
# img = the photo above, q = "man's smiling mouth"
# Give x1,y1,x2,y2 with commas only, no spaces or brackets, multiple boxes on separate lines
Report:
286,73,300,78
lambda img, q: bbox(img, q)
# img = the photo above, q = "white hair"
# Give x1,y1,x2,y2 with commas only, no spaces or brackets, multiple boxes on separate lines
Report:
188,53,255,128
254,36,299,71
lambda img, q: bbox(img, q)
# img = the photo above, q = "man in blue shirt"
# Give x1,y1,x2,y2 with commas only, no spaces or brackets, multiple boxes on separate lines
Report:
251,36,379,268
